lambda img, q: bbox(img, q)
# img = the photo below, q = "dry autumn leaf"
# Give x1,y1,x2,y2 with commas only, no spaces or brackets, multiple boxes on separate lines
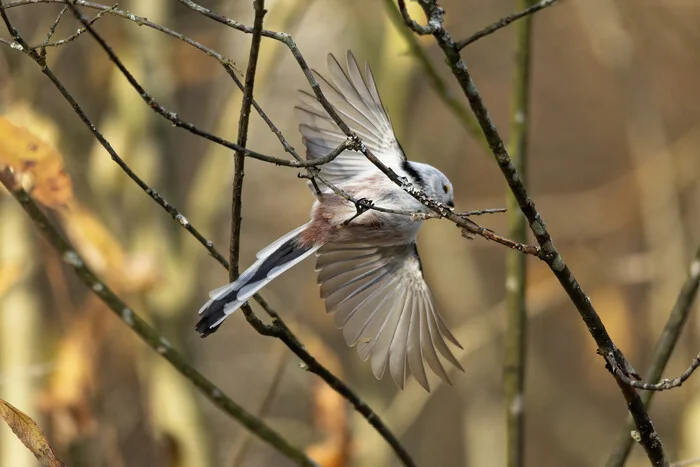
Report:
0,117,73,207
0,399,65,467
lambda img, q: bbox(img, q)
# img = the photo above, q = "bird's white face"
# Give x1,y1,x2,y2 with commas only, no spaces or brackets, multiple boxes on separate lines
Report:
408,161,455,209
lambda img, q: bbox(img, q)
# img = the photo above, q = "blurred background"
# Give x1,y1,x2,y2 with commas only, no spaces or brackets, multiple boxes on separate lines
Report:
0,0,699,466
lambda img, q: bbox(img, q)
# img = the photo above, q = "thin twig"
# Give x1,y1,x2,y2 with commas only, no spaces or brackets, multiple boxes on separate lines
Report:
612,354,700,391
34,4,113,51
672,458,700,467
37,3,66,58
410,0,669,465
606,246,700,467
504,0,534,465
396,0,437,35
456,0,559,50
0,167,315,467
230,0,279,348
456,207,507,216
230,0,264,280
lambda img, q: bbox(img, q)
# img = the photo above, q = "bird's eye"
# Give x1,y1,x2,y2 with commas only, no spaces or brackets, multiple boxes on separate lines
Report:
443,185,449,194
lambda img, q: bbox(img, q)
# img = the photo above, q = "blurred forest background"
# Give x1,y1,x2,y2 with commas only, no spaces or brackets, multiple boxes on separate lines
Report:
0,0,699,466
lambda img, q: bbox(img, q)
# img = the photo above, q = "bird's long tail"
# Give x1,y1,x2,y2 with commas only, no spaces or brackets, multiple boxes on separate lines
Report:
196,224,320,336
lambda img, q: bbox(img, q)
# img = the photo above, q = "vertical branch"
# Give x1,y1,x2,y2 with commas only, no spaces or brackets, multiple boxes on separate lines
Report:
504,1,534,465
606,245,700,467
230,0,266,280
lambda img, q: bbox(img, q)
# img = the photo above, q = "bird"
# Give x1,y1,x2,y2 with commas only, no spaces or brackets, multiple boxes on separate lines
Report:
196,51,463,391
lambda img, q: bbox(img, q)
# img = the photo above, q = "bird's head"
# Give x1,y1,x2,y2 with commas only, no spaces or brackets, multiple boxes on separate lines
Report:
408,161,455,209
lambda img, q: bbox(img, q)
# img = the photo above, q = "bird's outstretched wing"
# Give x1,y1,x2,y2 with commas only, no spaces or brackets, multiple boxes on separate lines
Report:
295,51,406,187
315,242,463,391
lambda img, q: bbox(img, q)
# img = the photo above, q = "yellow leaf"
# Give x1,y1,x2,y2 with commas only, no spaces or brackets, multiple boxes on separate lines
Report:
0,117,73,207
0,399,65,467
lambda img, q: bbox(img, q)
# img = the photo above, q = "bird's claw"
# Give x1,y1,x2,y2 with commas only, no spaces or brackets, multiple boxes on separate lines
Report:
355,198,374,214
342,198,375,226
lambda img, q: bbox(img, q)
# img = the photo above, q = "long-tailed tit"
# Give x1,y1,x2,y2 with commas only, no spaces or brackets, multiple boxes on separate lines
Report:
196,51,463,390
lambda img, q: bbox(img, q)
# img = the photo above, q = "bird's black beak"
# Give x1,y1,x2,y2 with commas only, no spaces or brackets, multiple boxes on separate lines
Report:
447,200,455,208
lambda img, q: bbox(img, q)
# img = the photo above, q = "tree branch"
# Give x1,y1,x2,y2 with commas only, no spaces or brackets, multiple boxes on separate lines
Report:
230,0,265,279
456,0,558,50
396,0,438,35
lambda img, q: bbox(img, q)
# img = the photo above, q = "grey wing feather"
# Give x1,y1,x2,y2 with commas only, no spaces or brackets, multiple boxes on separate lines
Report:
296,51,406,188
315,242,462,390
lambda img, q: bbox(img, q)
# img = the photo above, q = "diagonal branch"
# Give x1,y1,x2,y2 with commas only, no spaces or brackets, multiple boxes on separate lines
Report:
0,168,315,467
456,0,559,50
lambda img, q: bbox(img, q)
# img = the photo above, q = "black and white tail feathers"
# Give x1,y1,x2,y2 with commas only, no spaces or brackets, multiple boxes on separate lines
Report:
196,224,320,337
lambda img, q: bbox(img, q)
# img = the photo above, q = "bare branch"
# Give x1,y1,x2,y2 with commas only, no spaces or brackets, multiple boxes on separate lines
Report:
613,354,700,392
230,0,265,279
456,0,559,50
37,4,67,58
34,4,112,52
672,458,700,467
396,0,438,35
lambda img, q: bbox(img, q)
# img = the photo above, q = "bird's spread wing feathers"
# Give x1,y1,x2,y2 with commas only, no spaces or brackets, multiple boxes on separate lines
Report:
295,51,406,187
315,242,463,390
